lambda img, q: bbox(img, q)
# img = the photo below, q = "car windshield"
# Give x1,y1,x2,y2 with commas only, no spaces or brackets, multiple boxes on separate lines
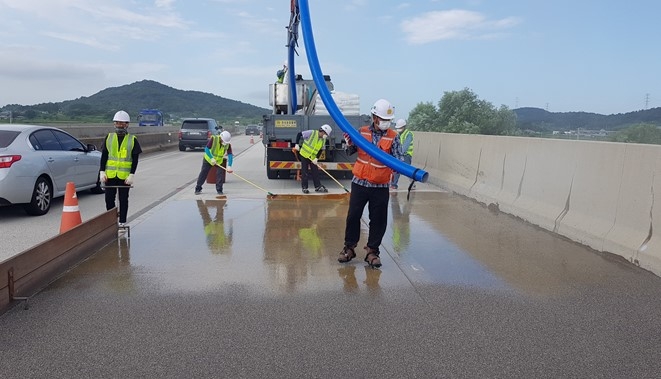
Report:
0,130,20,148
182,121,210,130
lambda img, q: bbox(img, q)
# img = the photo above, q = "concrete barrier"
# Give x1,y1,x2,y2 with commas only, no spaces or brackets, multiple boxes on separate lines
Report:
412,132,443,187
412,132,661,277
555,142,625,249
81,132,179,153
610,145,661,273
504,139,578,232
1,210,118,314
435,133,482,195
48,124,181,153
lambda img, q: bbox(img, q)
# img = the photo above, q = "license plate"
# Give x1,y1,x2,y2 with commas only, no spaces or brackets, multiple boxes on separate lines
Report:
188,132,201,135
275,120,297,128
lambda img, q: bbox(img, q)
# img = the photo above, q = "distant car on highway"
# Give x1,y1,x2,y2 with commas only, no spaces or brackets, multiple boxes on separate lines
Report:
178,118,220,151
245,124,261,135
0,124,104,216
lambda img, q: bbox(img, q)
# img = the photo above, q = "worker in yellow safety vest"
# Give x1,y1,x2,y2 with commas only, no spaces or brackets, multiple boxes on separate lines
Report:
194,131,234,195
292,124,332,194
390,118,414,190
99,110,143,227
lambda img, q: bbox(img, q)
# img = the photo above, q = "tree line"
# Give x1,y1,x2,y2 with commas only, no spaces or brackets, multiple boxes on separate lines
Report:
406,88,661,145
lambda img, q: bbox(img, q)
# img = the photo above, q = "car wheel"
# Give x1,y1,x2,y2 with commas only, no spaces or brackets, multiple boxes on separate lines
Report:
24,176,53,216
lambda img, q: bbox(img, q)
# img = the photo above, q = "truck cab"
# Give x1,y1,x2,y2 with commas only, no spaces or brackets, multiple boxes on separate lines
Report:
138,109,164,126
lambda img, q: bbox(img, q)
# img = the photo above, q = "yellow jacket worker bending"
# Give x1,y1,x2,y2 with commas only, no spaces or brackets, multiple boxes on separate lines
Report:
293,124,332,194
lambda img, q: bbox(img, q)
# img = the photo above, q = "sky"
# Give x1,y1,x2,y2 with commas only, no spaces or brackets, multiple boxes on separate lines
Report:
1,0,660,118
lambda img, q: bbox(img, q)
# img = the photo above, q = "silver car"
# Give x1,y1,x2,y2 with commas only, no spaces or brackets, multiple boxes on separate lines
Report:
0,124,104,216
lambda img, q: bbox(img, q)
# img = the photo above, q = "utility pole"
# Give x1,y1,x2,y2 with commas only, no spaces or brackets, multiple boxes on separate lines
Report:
645,93,650,109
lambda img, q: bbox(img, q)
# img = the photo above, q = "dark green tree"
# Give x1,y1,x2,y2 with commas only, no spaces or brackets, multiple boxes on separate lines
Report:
24,109,37,119
437,88,518,135
407,102,440,131
610,123,661,144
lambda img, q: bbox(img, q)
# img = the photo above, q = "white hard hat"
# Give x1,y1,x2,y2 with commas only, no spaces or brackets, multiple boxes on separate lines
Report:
395,119,407,129
370,99,395,120
113,110,130,122
320,124,332,135
220,130,232,144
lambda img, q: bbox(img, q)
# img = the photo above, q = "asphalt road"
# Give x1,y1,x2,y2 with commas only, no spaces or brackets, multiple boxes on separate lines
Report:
0,135,257,262
2,135,661,378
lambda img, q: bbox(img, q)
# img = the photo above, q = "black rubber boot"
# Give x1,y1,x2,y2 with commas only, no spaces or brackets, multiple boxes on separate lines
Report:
315,185,328,193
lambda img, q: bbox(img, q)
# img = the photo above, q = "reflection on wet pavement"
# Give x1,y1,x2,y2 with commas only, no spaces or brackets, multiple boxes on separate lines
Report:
57,190,656,300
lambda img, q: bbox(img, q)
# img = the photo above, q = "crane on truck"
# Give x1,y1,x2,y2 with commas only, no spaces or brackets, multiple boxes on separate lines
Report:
138,109,164,126
261,3,369,180
262,0,428,183
296,0,429,184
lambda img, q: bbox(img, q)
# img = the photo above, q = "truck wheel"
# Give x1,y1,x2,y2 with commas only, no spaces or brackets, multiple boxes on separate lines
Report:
266,164,278,179
179,144,186,152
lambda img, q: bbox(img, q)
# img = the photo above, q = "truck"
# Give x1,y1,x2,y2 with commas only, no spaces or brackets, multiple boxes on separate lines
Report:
262,75,369,180
261,1,371,180
137,109,164,126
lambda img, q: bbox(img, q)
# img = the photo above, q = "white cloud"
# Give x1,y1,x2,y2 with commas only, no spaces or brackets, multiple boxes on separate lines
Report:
42,31,119,50
401,9,520,44
155,0,175,9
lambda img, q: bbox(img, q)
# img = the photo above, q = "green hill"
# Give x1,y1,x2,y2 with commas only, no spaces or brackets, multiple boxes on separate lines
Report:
0,80,271,125
514,107,661,132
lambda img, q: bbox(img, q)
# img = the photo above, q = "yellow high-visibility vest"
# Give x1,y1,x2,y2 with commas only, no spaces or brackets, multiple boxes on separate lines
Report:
106,133,136,180
300,130,324,160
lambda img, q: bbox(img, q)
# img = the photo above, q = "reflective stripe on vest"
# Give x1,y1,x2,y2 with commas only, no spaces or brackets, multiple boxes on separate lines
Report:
352,126,396,184
106,133,135,180
300,130,324,160
400,129,414,157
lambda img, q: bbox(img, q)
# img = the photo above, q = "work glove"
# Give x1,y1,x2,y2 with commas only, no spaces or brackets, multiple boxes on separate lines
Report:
210,158,217,166
226,166,234,173
312,158,318,165
293,144,300,151
125,174,134,186
343,133,352,146
99,171,107,183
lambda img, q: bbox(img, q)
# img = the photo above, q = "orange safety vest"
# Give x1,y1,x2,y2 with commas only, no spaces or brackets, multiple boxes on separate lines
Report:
352,126,396,184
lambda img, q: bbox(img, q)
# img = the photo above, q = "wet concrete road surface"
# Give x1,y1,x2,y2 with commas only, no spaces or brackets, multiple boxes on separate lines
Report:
1,190,661,378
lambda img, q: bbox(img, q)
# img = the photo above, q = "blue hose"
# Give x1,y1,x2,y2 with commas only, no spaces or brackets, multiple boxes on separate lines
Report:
297,0,428,183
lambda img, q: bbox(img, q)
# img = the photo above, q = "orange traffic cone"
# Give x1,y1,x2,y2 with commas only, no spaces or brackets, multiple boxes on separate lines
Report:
59,182,82,233
250,135,254,144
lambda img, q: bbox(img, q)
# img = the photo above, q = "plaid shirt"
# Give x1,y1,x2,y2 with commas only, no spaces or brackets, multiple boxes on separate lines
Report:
348,124,404,188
